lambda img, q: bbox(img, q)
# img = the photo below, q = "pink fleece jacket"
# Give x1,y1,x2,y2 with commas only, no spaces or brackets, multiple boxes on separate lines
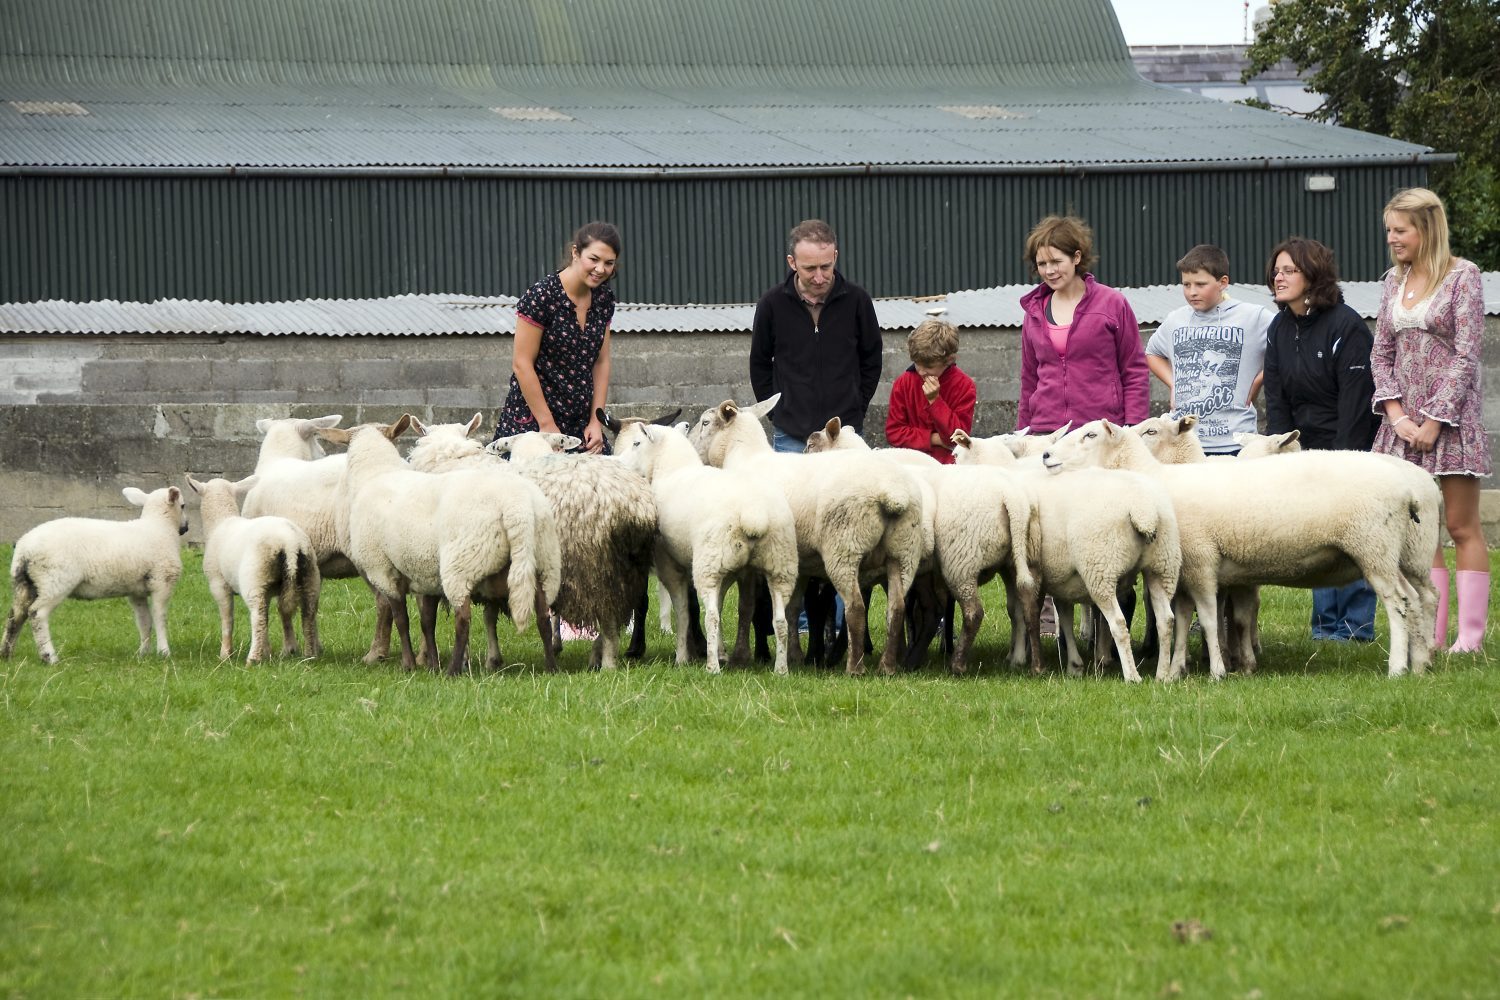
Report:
1017,274,1149,432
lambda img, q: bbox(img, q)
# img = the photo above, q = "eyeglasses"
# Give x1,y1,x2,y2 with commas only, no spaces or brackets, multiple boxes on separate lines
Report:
1273,266,1301,277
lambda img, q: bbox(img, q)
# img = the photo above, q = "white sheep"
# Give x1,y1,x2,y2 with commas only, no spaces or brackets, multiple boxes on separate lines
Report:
1042,419,1440,679
326,416,562,675
242,414,393,662
614,420,800,674
2,486,189,663
688,395,926,677
804,416,1040,676
409,413,656,672
187,475,321,663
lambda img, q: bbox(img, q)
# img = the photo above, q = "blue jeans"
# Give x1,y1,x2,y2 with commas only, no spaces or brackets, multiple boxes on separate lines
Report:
772,428,805,454
1311,579,1377,641
771,427,845,630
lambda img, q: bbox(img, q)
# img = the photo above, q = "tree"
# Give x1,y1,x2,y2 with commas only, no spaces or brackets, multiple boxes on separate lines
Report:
1245,0,1500,269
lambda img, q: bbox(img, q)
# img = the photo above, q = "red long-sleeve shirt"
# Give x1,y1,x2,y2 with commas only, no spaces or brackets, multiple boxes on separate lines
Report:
884,363,977,464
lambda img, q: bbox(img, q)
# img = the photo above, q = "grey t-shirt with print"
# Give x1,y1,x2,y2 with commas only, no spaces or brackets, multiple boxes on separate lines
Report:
1146,297,1274,453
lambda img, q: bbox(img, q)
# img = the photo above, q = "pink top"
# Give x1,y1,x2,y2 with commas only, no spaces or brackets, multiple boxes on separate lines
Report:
1046,321,1070,357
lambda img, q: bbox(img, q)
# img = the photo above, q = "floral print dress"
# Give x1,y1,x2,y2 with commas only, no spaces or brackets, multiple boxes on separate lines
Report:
494,271,615,454
1371,258,1490,477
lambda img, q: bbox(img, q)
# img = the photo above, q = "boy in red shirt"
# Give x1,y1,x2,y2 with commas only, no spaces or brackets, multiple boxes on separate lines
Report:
884,317,977,463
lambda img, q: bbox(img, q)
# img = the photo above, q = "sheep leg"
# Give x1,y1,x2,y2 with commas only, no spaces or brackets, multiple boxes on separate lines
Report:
534,588,557,673
146,588,173,657
132,596,158,658
387,588,418,671
416,595,441,670
1225,587,1259,674
1187,582,1228,680
213,581,237,657
362,584,394,664
751,580,775,663
444,599,471,676
1055,601,1083,675
478,601,503,670
277,581,299,657
1084,589,1140,683
822,561,866,676
880,566,910,677
246,592,269,664
727,579,755,667
624,582,649,660
1163,591,1195,681
766,570,795,676
1001,569,1028,668
785,579,808,665
901,573,940,672
0,581,32,659
657,558,694,666
23,590,66,663
1364,570,1410,677
950,581,984,676
300,580,321,659
696,572,725,675
1144,574,1176,680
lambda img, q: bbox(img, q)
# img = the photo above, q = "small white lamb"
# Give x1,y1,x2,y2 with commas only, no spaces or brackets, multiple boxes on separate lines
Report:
187,475,321,663
2,486,189,663
614,420,799,674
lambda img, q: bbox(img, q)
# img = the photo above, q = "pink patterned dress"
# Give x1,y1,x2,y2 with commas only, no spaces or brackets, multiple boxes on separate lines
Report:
1370,258,1491,477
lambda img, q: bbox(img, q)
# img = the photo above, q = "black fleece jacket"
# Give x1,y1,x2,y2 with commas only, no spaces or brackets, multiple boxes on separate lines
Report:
749,271,883,441
1263,298,1378,451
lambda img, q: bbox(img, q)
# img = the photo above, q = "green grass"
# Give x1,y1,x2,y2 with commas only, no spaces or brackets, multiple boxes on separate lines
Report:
3,546,1498,998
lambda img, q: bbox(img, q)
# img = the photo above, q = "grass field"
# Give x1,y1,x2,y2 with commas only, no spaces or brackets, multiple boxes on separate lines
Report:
2,545,1497,998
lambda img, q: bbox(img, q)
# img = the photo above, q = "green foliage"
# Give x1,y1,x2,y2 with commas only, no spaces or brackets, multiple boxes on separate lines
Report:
2,548,1498,996
1246,0,1500,268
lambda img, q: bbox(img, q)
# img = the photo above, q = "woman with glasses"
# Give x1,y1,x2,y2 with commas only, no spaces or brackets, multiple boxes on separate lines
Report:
1371,188,1490,652
1263,237,1380,641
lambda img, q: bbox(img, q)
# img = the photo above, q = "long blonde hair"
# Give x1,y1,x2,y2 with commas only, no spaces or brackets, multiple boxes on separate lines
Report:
1384,187,1454,301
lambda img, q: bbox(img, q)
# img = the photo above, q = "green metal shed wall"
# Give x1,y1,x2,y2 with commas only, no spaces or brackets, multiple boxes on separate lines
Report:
1,167,1427,303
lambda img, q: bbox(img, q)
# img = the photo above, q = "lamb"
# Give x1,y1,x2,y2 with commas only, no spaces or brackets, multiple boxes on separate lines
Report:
613,420,799,674
241,414,393,662
409,412,657,672
688,395,926,676
186,475,321,663
2,485,189,663
325,416,562,675
1042,419,1440,679
803,416,1040,675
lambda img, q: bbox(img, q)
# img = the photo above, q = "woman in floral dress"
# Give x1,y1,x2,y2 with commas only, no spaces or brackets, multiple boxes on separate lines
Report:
1371,188,1490,652
495,221,621,454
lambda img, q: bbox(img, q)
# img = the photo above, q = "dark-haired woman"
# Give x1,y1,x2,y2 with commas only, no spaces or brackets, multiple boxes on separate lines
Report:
494,221,621,454
1263,237,1380,641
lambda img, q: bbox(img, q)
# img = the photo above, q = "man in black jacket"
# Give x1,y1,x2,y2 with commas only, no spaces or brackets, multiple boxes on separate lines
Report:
749,219,884,452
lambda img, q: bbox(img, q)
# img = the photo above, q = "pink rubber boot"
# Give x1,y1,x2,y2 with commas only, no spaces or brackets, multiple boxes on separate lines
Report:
1431,567,1450,649
1448,571,1490,653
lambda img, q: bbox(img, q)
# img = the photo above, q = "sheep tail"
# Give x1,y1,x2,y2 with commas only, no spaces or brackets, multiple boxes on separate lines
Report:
504,517,540,632
1005,494,1037,594
739,504,769,543
1127,494,1159,543
874,483,911,521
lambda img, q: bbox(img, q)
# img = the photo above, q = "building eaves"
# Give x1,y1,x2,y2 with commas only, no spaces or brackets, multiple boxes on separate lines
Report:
6,278,1498,337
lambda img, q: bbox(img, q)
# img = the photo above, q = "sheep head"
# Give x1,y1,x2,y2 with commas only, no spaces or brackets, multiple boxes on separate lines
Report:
1131,414,1206,464
1041,419,1135,473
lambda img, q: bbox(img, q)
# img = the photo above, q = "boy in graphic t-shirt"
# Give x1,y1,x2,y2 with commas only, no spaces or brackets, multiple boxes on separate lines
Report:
885,317,977,464
1145,244,1274,454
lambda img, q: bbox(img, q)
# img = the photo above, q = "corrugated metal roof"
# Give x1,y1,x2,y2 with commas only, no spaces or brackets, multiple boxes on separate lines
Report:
0,0,1435,171
5,276,1498,337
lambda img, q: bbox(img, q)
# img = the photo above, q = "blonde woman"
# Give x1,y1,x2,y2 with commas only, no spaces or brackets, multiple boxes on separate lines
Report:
1371,188,1490,652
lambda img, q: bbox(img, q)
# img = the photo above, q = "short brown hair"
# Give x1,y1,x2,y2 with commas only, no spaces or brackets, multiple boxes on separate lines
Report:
1176,244,1230,280
1264,237,1342,311
1024,215,1097,274
787,219,838,255
908,318,959,365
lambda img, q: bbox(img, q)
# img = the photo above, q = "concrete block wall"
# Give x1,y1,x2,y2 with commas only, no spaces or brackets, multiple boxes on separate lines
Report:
2,319,1498,546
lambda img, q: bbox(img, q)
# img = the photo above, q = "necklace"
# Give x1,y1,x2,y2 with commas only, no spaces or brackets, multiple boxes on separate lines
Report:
1405,289,1416,299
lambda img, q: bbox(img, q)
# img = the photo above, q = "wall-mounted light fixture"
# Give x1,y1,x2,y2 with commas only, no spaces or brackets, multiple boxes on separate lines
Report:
1304,174,1337,193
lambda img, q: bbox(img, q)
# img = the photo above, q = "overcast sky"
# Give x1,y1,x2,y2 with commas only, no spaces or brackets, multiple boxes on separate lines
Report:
1110,0,1264,46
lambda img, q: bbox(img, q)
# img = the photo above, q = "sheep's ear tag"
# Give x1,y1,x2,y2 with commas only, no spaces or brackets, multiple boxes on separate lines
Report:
717,401,739,422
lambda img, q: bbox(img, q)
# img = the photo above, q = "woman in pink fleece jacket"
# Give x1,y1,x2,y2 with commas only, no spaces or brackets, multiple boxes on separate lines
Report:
1017,215,1148,432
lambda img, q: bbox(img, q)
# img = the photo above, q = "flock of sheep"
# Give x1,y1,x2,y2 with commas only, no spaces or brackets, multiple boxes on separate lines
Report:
1,394,1442,680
